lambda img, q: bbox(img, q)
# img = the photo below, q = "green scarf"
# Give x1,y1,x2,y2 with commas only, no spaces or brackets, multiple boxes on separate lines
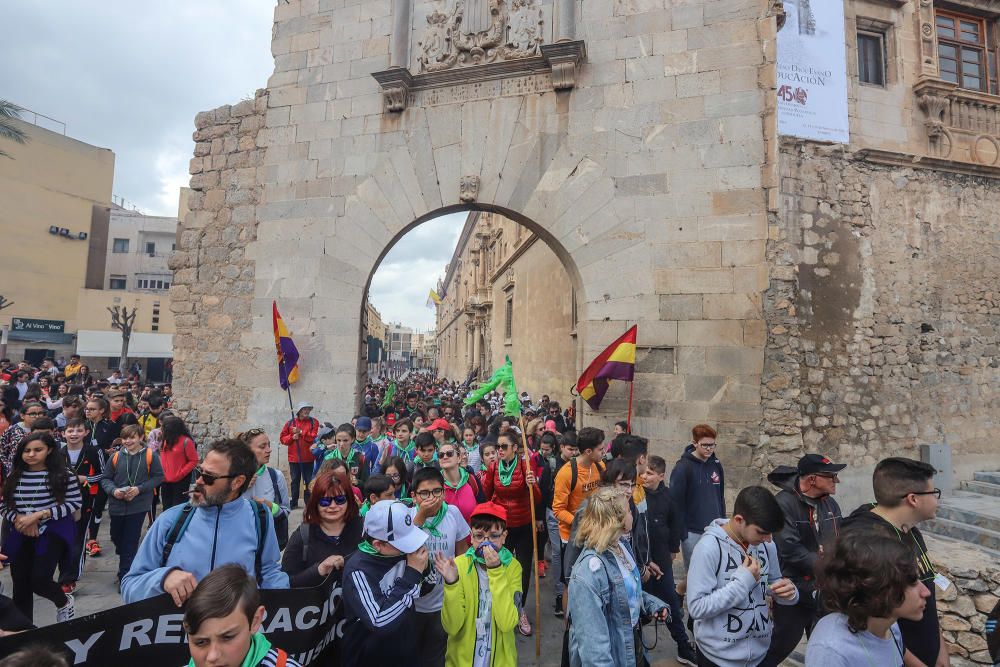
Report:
188,632,270,667
420,502,449,538
329,447,358,466
256,464,266,477
443,467,469,491
359,500,371,517
463,546,515,574
498,458,518,486
358,539,391,557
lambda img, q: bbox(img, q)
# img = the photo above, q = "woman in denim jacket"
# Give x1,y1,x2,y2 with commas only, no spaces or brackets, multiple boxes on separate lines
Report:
568,486,670,667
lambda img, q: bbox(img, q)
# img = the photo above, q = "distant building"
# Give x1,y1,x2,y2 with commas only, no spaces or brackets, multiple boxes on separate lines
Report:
104,205,177,293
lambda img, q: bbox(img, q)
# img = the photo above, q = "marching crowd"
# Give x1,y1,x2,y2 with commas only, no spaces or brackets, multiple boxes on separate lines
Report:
0,357,964,667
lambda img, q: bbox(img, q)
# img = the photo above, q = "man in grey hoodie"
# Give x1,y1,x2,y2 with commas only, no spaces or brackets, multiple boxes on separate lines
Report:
687,486,799,667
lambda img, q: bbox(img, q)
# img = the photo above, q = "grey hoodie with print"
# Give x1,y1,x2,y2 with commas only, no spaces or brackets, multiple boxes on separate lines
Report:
686,519,799,667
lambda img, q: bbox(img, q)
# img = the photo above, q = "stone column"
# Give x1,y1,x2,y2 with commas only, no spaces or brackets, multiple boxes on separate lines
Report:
471,323,480,372
555,0,575,42
466,324,475,373
390,0,412,69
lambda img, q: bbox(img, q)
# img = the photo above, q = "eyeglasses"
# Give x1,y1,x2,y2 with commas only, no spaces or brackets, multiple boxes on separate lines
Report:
471,530,505,541
24,411,46,417
615,481,636,492
319,495,348,507
439,450,457,459
387,473,401,482
499,443,515,450
414,487,445,500
244,427,266,437
697,442,717,448
906,488,942,499
814,473,840,481
194,466,237,486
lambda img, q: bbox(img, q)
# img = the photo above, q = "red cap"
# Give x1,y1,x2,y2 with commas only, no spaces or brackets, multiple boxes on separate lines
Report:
471,501,507,523
430,418,451,431
386,413,397,427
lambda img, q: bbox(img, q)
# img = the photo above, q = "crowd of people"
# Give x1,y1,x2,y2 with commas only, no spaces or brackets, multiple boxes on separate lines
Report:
0,359,968,667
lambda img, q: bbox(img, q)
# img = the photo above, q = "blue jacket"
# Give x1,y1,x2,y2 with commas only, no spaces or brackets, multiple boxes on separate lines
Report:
353,438,380,478
567,540,668,667
121,497,289,603
668,445,726,536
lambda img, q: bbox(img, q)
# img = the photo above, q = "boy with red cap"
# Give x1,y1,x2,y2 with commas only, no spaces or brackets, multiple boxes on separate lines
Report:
435,501,522,667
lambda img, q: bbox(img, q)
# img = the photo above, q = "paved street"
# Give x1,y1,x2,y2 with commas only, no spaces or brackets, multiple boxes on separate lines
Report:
1,507,683,666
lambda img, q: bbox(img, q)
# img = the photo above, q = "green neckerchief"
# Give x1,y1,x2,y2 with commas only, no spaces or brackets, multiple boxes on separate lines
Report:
463,441,478,452
358,539,391,557
463,546,514,574
498,458,518,486
360,500,371,517
256,464,266,477
328,447,359,466
419,502,449,538
443,467,469,491
188,631,270,667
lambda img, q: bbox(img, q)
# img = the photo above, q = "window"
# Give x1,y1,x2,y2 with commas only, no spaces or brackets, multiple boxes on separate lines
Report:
936,10,993,92
145,242,156,255
858,31,886,86
504,295,513,339
112,238,129,253
109,275,126,290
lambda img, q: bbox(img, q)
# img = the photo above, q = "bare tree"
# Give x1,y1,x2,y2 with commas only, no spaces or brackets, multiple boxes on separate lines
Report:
0,296,13,311
108,306,138,374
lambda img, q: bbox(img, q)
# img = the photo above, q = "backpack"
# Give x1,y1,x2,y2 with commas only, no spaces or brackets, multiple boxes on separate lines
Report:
297,522,312,563
160,500,270,584
570,458,605,493
111,448,153,475
267,467,289,550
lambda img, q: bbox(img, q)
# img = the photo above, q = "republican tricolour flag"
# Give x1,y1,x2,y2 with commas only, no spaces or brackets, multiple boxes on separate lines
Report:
575,325,637,411
272,301,300,390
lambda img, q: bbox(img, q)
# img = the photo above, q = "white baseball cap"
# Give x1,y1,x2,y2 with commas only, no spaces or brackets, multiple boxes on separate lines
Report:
364,500,428,553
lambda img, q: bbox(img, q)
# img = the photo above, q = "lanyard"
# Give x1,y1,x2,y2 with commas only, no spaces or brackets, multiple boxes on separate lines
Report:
857,629,904,667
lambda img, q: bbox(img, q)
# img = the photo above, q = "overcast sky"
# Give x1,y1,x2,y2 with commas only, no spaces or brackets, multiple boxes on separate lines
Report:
5,1,463,329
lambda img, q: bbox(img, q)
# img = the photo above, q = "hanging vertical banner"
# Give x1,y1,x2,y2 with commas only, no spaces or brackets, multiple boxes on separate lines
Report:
776,0,850,143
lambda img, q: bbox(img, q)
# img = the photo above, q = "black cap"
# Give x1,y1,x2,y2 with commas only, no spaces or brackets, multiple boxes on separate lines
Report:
797,453,847,475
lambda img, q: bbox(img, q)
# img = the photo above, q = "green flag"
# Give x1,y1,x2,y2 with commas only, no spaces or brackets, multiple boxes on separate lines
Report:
381,381,396,409
464,356,521,418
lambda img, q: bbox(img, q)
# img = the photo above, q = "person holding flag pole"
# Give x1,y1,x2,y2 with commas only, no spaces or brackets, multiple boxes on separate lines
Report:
466,357,543,657
273,302,317,509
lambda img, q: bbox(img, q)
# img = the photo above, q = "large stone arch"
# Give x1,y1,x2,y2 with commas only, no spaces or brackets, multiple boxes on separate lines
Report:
171,0,779,480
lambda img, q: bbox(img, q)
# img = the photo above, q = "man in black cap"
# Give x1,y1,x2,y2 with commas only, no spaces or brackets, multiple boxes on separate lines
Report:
761,453,845,666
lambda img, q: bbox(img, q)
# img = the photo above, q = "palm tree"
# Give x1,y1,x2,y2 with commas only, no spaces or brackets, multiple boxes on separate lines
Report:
0,100,28,159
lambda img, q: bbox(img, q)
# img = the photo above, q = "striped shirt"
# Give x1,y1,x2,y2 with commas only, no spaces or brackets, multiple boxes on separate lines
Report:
0,470,82,521
259,648,303,667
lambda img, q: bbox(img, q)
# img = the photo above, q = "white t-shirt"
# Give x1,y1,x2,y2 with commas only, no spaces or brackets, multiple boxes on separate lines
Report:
411,503,470,613
473,564,492,667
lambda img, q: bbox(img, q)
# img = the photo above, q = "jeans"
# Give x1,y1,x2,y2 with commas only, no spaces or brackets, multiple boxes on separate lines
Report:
160,478,190,511
681,531,703,570
413,610,447,667
545,508,564,596
10,535,68,622
288,462,313,507
110,513,146,580
643,564,690,648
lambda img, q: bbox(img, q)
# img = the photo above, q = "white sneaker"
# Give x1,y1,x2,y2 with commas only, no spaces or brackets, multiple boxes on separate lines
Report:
56,593,75,623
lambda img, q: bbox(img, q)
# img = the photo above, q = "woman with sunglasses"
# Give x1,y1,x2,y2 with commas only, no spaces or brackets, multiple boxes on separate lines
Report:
481,432,541,636
281,469,362,589
440,442,484,524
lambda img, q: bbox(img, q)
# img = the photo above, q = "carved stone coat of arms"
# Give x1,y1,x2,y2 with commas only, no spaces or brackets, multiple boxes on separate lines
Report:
418,0,544,72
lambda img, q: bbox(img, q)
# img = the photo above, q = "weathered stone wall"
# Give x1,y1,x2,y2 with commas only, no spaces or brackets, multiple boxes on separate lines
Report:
760,140,1000,492
168,92,267,442
928,536,999,665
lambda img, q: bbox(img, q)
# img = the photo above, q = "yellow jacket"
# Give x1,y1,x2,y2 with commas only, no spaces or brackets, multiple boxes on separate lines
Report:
441,553,521,667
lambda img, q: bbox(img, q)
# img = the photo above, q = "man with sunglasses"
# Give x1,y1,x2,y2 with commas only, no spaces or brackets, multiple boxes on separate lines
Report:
762,453,845,666
843,457,950,667
121,439,289,605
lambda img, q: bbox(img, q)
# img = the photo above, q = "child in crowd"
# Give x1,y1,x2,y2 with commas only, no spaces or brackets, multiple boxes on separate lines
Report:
58,418,103,593
360,474,396,517
461,427,481,472
479,442,498,475
413,432,440,471
100,424,164,584
436,501,522,667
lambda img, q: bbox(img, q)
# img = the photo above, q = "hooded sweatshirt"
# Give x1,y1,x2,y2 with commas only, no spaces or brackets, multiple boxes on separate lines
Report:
120,497,289,603
669,444,725,536
687,519,798,667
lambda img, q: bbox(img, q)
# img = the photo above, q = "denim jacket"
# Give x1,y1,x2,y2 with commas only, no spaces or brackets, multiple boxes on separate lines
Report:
567,539,668,667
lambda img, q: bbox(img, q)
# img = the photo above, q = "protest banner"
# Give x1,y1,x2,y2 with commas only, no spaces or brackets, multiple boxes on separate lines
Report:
0,585,343,666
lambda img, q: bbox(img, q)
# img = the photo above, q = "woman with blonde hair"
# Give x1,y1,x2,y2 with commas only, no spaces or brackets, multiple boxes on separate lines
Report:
567,486,669,667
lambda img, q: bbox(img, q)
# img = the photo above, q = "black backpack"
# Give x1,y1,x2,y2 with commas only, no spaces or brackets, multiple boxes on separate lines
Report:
160,500,269,584
267,468,289,550
570,458,606,493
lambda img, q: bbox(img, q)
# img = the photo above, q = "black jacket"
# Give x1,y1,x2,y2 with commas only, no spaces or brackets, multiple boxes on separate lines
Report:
767,466,843,595
668,445,725,536
644,482,684,570
281,517,363,589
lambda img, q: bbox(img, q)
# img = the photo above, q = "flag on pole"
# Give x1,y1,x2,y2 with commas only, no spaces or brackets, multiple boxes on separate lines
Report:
381,381,396,409
272,301,300,390
425,289,442,309
464,356,521,418
575,325,637,411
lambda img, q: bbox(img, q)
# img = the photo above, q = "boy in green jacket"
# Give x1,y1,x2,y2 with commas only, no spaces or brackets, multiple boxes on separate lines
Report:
434,501,522,667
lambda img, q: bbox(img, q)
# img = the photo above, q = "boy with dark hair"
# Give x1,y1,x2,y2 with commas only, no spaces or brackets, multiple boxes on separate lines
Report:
842,457,946,667
413,432,440,470
435,501,522,667
687,486,798,667
360,474,396,517
58,418,104,593
409,466,471,667
183,563,303,667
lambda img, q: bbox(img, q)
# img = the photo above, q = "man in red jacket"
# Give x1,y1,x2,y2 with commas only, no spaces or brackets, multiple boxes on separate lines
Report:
279,402,318,509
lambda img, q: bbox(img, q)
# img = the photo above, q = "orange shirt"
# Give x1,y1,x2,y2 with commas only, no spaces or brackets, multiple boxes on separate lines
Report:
552,458,603,541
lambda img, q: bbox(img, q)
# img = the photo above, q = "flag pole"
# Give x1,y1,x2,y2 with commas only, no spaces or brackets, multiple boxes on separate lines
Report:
626,380,634,433
517,415,542,658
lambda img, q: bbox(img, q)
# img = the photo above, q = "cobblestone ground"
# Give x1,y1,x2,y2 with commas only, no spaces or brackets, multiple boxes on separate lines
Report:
1,508,683,666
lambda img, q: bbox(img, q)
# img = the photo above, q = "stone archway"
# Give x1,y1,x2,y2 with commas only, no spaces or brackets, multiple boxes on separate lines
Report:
170,0,777,475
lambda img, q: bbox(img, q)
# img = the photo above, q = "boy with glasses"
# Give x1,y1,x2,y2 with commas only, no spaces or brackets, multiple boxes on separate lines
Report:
669,424,726,569
842,457,949,667
762,453,845,666
409,467,471,667
435,501,522,667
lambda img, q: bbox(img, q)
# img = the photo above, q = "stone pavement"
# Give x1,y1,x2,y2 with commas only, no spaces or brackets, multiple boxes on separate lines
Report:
1,507,687,665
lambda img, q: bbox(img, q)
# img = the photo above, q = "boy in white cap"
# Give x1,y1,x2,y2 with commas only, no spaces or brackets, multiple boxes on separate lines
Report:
341,499,430,667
